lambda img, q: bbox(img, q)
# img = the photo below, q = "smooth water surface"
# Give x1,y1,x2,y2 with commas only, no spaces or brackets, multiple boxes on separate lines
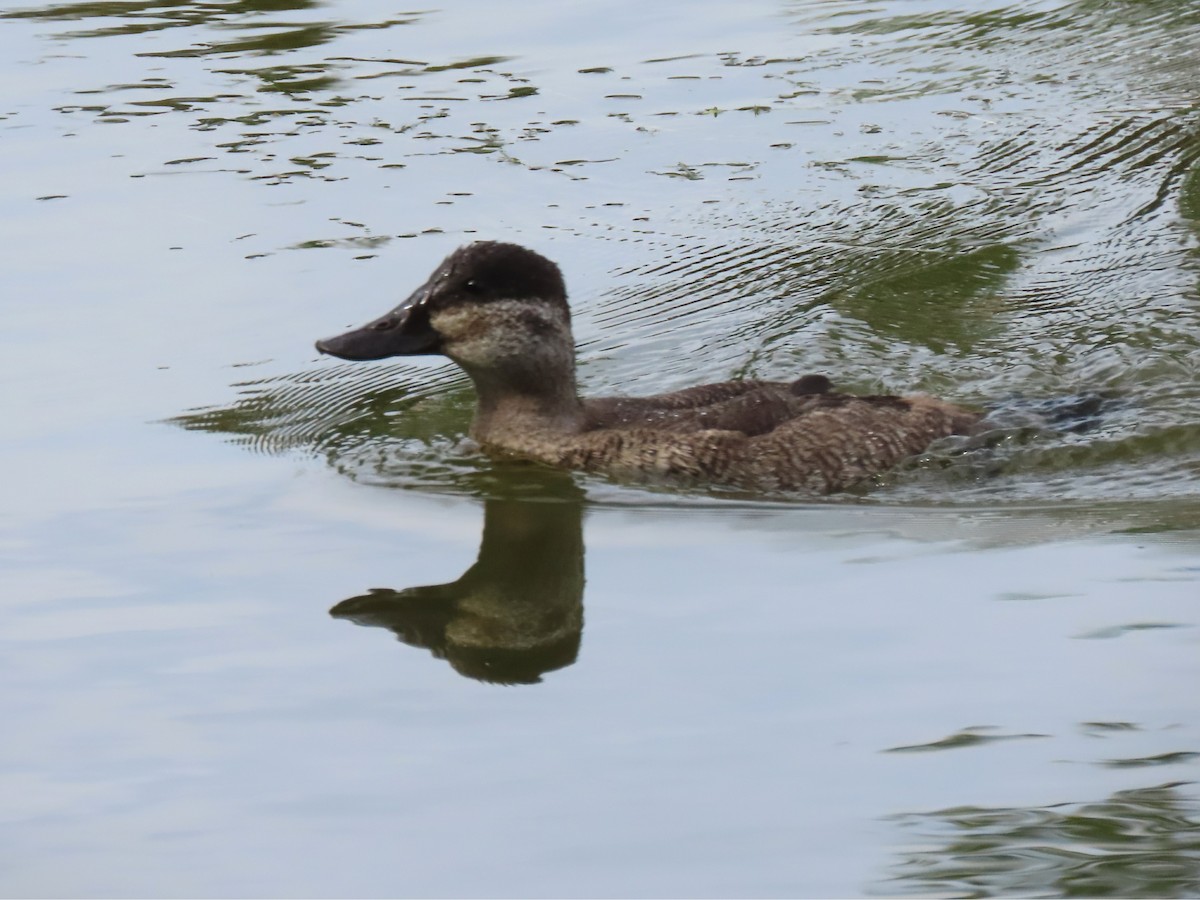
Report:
2,0,1199,896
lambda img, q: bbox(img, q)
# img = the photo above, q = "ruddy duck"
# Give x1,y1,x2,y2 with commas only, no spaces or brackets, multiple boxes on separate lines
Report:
316,242,980,492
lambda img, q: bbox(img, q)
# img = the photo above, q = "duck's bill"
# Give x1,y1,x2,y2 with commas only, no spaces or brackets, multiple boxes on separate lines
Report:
315,298,440,361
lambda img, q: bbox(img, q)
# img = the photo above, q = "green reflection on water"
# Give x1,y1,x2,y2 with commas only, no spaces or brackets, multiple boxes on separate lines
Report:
1,0,325,37
833,237,1021,352
1182,151,1200,224
174,363,469,451
886,726,1050,754
885,782,1200,898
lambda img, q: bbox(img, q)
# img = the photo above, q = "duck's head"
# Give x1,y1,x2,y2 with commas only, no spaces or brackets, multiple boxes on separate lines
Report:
316,242,574,394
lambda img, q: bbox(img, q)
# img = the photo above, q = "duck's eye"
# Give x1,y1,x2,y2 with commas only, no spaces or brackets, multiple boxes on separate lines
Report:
371,318,396,331
462,278,485,294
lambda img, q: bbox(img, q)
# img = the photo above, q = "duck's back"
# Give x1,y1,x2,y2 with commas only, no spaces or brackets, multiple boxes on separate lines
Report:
517,376,981,493
584,379,820,436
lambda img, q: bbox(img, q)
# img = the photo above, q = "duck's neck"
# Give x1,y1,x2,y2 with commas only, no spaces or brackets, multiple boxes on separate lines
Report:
466,366,585,444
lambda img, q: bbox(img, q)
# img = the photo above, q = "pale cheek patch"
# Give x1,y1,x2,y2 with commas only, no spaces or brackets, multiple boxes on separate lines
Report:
430,306,489,343
433,299,568,363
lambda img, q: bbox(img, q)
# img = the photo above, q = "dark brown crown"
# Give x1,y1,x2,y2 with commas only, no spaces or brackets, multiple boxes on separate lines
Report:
429,242,568,310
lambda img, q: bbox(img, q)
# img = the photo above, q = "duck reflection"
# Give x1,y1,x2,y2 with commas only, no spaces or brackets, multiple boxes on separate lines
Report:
330,494,584,685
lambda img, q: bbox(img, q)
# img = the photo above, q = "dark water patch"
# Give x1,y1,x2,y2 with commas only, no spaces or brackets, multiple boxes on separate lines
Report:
285,233,391,251
1075,622,1189,641
209,62,340,94
163,155,214,165
425,55,513,74
994,591,1079,603
143,22,342,59
131,95,243,112
1182,153,1200,222
882,781,1200,898
1101,752,1200,770
2,1,422,48
886,727,1049,754
2,0,324,41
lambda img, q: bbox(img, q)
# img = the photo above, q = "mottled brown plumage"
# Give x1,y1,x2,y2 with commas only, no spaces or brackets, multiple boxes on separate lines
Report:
316,242,981,493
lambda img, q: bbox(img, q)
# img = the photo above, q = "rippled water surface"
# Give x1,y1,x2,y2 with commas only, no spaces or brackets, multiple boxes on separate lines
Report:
2,0,1199,896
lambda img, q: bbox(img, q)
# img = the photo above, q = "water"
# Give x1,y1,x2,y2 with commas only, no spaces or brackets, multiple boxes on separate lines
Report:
2,0,1199,896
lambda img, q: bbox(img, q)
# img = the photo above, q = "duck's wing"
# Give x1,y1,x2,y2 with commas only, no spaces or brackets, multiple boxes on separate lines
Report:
505,393,980,493
583,376,836,435
736,393,980,491
585,379,777,422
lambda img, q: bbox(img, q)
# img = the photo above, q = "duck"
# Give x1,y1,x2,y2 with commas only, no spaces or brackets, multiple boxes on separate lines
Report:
315,241,982,493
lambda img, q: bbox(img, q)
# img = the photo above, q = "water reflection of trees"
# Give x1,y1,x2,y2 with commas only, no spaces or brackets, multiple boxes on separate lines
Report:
2,0,324,39
2,0,421,95
884,781,1200,898
331,490,585,685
